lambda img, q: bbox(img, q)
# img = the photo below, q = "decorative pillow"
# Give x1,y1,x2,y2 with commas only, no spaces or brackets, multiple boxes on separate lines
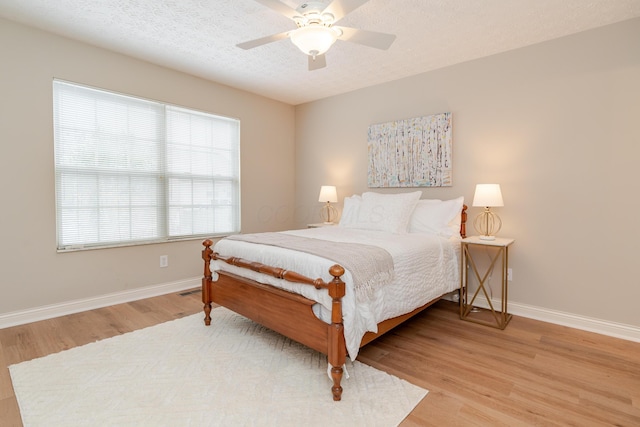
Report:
346,191,421,234
338,195,362,227
408,196,464,237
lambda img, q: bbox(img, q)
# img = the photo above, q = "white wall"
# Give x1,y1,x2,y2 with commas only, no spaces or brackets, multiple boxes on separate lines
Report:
294,19,640,328
2,15,639,333
0,18,296,316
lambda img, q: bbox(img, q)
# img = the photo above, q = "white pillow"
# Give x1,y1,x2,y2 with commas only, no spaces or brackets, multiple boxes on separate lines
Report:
346,191,421,234
338,195,362,227
409,196,464,237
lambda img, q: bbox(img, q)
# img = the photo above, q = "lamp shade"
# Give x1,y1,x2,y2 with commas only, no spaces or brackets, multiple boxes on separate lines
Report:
318,185,338,203
290,25,339,56
472,184,504,207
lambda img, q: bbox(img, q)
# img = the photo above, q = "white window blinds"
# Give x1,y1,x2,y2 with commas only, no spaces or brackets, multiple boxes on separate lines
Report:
53,80,240,250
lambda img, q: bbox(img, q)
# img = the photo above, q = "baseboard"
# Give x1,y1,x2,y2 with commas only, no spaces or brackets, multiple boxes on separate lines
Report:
4,283,639,344
445,292,640,343
0,277,200,329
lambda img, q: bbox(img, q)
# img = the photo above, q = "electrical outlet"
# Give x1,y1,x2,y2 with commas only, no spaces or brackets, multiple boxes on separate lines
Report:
507,268,513,281
160,255,168,268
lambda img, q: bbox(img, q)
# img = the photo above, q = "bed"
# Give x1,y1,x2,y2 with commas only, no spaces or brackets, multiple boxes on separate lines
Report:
201,191,467,401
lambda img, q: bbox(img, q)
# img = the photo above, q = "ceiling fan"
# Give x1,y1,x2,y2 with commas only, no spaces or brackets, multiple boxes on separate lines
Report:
238,0,396,70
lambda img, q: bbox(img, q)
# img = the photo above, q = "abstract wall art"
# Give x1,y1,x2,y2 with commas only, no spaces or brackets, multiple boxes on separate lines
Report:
367,112,452,187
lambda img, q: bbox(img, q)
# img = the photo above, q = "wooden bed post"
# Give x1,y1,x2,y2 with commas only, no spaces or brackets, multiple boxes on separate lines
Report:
202,239,214,325
461,204,468,238
327,265,346,401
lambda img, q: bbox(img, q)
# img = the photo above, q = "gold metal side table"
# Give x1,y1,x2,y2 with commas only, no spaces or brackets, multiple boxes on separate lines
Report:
460,236,515,329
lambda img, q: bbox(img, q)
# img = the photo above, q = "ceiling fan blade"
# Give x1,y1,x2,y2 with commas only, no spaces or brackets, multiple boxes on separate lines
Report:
237,31,290,50
254,0,300,20
336,26,396,50
323,0,369,23
308,54,327,71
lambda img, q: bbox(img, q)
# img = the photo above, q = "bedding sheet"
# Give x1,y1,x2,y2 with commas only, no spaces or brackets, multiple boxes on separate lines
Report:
212,227,461,360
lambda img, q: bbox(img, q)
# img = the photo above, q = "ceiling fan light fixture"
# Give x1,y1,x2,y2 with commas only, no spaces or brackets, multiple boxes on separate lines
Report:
321,13,335,25
290,25,339,57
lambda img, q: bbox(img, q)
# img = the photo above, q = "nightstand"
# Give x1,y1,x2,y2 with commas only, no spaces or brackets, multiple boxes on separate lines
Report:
460,236,514,329
307,223,337,228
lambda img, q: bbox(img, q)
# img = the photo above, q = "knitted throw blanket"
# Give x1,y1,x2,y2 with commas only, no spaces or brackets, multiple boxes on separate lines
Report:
226,232,394,302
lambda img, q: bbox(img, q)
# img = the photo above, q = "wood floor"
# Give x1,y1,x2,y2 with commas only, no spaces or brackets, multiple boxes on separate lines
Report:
1,291,638,426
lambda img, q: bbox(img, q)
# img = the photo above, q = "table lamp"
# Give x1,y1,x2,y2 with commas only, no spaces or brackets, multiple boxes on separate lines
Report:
472,184,503,240
318,185,338,224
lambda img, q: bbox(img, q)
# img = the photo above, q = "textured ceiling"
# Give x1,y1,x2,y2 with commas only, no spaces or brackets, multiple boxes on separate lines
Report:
1,0,639,105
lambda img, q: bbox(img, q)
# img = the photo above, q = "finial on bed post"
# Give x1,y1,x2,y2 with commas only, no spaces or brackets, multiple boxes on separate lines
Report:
202,239,214,326
327,264,346,401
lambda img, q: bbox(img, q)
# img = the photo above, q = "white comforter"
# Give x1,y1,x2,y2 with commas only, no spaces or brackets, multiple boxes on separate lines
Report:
212,227,461,360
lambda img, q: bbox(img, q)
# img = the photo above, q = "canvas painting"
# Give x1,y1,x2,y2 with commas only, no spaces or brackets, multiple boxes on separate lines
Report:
367,112,452,187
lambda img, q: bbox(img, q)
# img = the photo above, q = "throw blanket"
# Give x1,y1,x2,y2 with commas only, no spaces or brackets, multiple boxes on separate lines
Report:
226,232,394,302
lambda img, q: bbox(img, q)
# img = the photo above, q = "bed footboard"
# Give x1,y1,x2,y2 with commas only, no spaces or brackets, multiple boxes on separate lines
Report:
201,239,347,401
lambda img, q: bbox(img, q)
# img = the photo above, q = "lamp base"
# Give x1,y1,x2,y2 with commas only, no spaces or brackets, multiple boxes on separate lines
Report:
320,204,338,224
479,235,496,241
473,209,502,239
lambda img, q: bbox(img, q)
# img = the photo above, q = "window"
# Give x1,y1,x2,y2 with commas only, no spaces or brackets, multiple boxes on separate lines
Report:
53,80,240,250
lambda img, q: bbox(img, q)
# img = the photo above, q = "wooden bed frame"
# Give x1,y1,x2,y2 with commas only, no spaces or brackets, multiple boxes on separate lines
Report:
201,205,467,401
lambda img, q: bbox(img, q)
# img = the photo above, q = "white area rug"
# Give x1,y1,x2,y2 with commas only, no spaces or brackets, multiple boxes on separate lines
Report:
10,308,427,426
